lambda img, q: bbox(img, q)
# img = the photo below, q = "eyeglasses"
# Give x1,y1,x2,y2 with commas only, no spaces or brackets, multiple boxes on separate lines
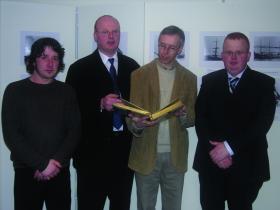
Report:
97,30,120,36
223,51,248,57
158,43,179,53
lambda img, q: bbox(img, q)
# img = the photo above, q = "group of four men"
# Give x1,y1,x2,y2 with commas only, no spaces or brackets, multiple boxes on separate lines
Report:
1,15,276,210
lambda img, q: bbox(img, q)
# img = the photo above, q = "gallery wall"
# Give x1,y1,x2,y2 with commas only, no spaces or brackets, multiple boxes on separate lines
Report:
1,0,280,210
0,1,77,210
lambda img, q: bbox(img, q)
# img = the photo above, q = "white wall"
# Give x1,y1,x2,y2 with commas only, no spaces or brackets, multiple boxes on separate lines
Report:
76,2,145,65
0,1,77,210
1,0,280,210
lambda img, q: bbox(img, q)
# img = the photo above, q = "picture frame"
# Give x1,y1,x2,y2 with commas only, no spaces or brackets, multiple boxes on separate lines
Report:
199,31,228,73
20,31,60,65
249,32,280,69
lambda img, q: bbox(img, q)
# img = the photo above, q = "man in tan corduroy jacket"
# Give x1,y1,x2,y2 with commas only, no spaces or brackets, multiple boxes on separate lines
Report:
127,25,197,210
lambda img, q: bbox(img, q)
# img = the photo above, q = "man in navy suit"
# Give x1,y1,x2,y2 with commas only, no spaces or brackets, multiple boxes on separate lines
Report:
66,15,139,210
193,32,276,210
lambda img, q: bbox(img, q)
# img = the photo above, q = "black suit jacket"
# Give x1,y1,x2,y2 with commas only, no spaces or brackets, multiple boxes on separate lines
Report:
193,67,276,182
66,50,139,169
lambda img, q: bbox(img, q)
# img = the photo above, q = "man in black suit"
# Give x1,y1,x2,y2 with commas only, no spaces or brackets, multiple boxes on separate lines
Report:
193,32,276,210
66,15,139,210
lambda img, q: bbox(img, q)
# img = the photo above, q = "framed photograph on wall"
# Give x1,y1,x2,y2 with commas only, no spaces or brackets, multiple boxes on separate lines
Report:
149,31,190,68
199,31,229,73
20,31,60,65
250,32,280,69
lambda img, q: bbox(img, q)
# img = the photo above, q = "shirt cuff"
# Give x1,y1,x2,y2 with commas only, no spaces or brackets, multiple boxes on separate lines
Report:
224,141,234,156
100,98,104,112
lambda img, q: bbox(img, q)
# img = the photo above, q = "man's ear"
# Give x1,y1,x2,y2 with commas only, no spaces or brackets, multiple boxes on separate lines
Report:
177,46,183,56
93,31,97,43
247,51,251,62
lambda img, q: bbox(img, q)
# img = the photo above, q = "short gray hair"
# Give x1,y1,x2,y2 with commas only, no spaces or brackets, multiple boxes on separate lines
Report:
159,25,185,47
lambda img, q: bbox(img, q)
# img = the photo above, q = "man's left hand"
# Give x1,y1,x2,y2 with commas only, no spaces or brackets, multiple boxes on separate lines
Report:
173,105,187,117
209,140,231,167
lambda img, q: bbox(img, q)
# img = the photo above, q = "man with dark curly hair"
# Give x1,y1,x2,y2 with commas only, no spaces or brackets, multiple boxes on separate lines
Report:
2,37,81,210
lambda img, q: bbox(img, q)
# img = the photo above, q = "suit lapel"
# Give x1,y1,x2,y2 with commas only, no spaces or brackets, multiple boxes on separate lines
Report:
116,53,126,84
94,50,111,77
170,63,184,101
231,67,251,94
217,69,231,95
149,61,160,111
93,50,115,92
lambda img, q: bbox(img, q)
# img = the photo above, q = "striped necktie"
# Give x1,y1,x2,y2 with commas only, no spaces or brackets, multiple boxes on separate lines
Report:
229,77,239,93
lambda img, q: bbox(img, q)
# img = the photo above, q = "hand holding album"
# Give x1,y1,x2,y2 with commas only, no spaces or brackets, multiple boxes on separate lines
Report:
113,99,184,120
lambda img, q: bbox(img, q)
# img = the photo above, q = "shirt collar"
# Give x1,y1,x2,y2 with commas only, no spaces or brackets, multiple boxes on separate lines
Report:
227,65,247,79
156,58,176,71
98,50,118,65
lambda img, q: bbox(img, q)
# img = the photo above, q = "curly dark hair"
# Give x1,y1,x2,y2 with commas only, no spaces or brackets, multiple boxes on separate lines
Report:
24,37,65,74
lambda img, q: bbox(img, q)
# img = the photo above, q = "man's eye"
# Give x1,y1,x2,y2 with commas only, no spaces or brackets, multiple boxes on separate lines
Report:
100,31,109,35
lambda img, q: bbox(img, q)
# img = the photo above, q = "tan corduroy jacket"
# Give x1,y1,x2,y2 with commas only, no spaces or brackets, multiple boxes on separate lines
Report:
128,59,197,175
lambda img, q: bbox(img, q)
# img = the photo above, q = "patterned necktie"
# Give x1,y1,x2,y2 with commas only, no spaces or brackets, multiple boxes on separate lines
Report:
108,58,119,93
108,58,122,130
229,77,239,92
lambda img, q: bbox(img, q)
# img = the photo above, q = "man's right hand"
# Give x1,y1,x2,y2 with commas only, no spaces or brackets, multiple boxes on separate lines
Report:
128,113,159,129
34,159,61,181
101,94,122,111
216,156,232,169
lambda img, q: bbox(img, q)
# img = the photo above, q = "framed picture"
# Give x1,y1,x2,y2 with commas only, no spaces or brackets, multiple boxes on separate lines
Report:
199,31,228,73
250,32,280,69
20,31,60,65
149,31,190,68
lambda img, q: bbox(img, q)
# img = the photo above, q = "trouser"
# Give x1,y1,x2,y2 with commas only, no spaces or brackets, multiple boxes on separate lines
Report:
198,172,263,210
135,152,185,210
14,167,71,210
76,166,134,210
76,134,134,210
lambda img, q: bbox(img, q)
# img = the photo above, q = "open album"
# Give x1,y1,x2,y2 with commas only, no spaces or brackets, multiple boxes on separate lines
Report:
113,99,184,120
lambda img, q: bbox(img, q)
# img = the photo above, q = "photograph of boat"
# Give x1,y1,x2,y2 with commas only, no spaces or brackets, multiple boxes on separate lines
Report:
203,36,225,61
253,36,280,61
199,32,228,72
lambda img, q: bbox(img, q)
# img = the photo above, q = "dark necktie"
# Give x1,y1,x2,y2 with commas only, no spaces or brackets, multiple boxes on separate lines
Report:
108,58,122,130
229,77,239,92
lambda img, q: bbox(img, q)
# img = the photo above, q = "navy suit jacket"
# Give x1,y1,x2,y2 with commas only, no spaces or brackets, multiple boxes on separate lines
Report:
193,67,276,182
66,50,139,169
